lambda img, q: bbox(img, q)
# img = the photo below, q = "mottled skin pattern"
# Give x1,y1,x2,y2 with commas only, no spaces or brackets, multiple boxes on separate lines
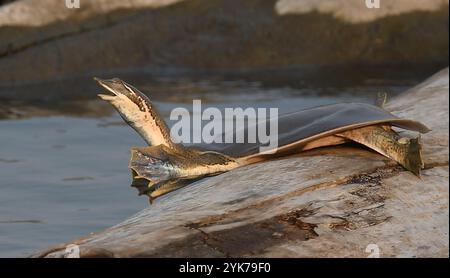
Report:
95,77,239,199
129,145,239,202
96,78,424,201
96,77,176,149
337,125,423,176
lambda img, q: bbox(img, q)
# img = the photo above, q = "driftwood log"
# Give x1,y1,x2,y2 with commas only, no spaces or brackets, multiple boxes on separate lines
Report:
35,68,449,258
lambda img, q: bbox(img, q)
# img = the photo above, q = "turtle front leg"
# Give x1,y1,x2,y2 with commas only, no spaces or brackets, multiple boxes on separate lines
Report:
129,145,240,201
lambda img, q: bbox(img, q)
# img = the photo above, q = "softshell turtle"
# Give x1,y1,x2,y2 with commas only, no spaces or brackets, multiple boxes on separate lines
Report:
96,78,430,202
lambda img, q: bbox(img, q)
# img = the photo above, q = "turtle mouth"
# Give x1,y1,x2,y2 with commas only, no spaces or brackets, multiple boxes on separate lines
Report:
94,77,119,101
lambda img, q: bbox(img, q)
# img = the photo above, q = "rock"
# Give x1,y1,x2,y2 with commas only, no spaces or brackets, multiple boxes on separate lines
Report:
34,67,449,258
0,0,448,86
0,0,182,60
3,0,445,27
0,0,181,27
276,0,449,23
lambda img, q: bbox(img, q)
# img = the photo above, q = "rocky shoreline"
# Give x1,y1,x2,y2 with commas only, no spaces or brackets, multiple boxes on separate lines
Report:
0,0,448,86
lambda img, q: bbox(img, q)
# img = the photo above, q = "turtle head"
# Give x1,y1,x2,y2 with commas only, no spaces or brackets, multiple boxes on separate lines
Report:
95,77,174,147
95,77,152,125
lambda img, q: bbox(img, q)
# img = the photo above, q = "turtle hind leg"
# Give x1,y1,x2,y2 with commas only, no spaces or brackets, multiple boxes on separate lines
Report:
401,136,423,176
336,125,424,176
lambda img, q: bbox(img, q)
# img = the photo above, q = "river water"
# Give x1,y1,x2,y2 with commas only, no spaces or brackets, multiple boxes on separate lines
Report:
0,68,429,257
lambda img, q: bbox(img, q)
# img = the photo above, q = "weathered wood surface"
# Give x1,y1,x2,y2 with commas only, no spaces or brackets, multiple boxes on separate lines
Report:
35,68,449,258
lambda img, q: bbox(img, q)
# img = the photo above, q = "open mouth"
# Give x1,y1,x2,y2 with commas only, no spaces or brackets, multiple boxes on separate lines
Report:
95,77,118,101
